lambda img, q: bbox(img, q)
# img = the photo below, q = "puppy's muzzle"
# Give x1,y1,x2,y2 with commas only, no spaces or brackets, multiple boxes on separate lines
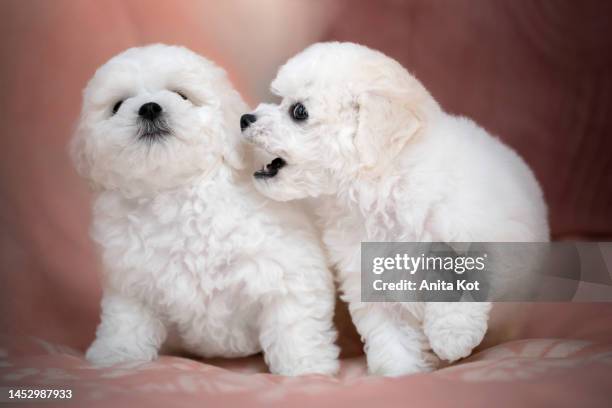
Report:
137,102,171,142
239,111,286,179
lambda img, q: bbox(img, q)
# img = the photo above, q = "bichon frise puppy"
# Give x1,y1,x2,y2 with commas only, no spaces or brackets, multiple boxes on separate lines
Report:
71,44,339,376
241,42,549,376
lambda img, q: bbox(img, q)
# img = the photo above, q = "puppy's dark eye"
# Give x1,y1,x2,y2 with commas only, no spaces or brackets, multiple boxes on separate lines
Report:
174,91,189,101
290,102,308,121
112,100,123,115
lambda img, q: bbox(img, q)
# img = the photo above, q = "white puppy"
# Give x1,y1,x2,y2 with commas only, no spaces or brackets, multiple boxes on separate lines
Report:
71,44,339,376
241,42,549,376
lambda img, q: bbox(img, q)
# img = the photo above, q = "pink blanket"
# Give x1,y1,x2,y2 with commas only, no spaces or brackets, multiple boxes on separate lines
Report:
2,304,612,407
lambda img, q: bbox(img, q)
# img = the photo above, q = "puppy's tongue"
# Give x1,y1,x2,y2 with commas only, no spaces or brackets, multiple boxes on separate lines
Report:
254,157,286,179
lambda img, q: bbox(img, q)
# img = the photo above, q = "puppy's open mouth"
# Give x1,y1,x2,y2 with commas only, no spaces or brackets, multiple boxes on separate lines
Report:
254,157,287,179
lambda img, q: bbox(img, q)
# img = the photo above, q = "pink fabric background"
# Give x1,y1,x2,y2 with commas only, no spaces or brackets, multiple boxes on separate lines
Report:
1,1,611,406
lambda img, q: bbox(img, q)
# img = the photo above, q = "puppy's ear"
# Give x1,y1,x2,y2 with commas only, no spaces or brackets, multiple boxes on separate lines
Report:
69,121,102,191
221,129,246,171
354,89,423,169
216,86,251,170
69,120,91,179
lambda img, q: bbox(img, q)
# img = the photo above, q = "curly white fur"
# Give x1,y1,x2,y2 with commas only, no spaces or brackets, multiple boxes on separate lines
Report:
71,44,339,376
242,42,549,376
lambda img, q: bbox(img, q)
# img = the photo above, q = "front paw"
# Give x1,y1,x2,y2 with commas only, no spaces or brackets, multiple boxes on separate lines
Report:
86,339,158,367
367,347,439,377
268,345,340,376
427,326,486,362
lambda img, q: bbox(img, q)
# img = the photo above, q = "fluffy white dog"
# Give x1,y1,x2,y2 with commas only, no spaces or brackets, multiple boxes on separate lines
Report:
241,42,549,376
70,44,339,376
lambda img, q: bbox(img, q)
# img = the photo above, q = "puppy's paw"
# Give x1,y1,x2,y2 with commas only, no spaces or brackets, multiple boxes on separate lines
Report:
86,339,158,367
427,327,485,363
367,349,438,377
276,356,340,377
294,356,340,377
268,344,341,376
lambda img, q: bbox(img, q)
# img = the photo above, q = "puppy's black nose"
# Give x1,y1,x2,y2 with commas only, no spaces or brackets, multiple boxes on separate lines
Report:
139,102,162,121
240,113,257,131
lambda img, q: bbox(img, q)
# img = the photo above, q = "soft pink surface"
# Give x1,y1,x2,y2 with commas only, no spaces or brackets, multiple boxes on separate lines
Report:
2,332,612,407
2,304,612,407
